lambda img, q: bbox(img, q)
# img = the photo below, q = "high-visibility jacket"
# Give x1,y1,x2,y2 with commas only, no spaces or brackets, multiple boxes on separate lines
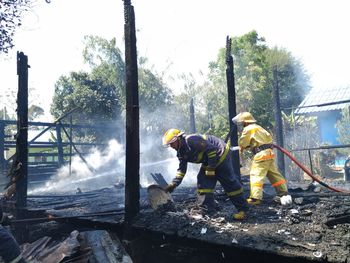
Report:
239,123,275,162
172,134,229,186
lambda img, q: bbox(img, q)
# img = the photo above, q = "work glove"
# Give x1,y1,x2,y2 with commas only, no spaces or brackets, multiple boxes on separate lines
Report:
164,183,176,193
230,146,241,152
0,213,12,226
205,167,215,177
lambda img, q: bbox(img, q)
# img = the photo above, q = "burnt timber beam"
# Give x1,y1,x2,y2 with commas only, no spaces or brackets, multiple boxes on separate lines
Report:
0,122,5,177
225,36,240,179
272,67,285,174
124,0,140,223
14,51,29,242
189,98,196,133
55,122,64,167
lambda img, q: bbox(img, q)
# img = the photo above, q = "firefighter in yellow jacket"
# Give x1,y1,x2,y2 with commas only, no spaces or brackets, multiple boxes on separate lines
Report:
232,112,292,205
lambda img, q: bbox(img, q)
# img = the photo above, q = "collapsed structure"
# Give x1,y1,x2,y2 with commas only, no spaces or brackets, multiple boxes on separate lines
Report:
0,1,349,263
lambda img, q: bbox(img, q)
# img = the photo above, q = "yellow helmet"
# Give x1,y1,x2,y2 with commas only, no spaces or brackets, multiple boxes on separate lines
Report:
232,112,256,124
162,128,184,147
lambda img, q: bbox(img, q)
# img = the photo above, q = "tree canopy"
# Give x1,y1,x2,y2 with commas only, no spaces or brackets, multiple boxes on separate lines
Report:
51,36,173,139
190,30,311,137
51,31,311,144
0,0,50,54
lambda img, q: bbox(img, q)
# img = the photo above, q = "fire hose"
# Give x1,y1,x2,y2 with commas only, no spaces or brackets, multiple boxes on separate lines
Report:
230,144,350,194
272,144,350,194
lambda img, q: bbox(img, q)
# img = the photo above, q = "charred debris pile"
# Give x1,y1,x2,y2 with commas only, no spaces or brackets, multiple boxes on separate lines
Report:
11,183,349,263
131,185,350,263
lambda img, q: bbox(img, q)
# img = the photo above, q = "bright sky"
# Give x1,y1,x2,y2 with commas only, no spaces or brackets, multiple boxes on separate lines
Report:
1,0,349,121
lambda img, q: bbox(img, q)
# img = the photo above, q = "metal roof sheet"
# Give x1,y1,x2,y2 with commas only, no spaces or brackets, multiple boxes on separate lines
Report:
294,86,350,115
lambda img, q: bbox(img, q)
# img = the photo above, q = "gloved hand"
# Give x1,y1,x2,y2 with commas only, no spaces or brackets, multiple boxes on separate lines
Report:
164,183,176,193
205,167,215,177
0,213,12,226
230,146,241,152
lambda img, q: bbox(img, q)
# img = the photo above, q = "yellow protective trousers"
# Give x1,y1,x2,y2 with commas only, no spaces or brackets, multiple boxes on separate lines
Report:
249,158,288,200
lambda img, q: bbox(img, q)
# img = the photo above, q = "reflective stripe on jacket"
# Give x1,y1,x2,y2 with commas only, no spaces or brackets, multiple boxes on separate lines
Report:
238,123,275,162
172,134,228,186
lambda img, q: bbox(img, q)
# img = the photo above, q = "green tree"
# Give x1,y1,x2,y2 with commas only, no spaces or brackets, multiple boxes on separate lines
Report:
50,36,173,140
51,71,120,123
28,105,44,121
0,0,50,54
199,30,310,136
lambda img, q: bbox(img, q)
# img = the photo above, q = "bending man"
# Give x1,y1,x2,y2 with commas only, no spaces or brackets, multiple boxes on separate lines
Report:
162,128,248,220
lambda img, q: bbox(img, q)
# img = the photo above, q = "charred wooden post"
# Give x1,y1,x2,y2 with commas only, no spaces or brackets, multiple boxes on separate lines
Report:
124,0,140,223
189,98,196,133
56,123,64,167
225,36,240,179
15,51,30,242
59,122,96,173
69,116,73,176
307,149,314,175
272,67,285,175
0,122,5,177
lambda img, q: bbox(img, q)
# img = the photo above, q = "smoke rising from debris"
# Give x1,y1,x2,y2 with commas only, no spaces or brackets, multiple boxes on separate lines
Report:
28,139,124,194
29,136,198,194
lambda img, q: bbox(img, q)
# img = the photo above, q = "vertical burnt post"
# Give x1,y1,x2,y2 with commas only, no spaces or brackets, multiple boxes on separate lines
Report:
56,123,64,167
69,116,73,176
15,51,29,242
124,0,140,223
225,36,241,179
189,98,196,133
272,67,285,175
0,122,5,177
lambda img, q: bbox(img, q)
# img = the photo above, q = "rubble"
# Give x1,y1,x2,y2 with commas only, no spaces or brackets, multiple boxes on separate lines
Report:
133,186,350,263
2,185,348,263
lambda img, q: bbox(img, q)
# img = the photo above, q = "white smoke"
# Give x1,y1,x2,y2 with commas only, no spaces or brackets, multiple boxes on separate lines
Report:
28,139,124,194
139,135,198,187
29,136,198,195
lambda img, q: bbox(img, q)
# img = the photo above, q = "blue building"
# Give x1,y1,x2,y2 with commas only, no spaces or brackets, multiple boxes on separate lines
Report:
294,86,350,145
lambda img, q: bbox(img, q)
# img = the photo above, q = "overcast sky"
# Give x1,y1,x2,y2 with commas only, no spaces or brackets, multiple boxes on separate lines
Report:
1,0,349,120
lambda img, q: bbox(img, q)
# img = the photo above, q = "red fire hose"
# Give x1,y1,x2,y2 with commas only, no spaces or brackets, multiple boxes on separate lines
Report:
272,144,350,194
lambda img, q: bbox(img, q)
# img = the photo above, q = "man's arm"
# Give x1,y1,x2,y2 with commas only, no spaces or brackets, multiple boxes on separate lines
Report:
165,159,188,193
238,128,251,152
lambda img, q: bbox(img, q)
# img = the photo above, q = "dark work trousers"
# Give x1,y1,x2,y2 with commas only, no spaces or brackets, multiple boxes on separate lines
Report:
0,225,24,263
197,154,248,212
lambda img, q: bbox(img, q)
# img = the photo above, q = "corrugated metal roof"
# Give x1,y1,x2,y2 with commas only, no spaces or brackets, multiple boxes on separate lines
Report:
294,86,350,115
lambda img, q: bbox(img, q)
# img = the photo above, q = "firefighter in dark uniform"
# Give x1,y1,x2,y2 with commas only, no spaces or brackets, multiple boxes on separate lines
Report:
162,128,248,220
0,199,26,263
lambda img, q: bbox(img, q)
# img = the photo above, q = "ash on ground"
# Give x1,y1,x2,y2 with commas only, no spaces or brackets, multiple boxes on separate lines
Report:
135,187,350,263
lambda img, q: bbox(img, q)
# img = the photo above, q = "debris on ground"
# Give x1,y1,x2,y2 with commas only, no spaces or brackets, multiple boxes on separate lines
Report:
133,186,350,263
19,230,132,263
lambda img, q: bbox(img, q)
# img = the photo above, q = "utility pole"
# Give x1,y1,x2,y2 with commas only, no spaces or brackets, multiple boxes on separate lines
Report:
225,36,241,179
272,67,285,174
124,0,140,223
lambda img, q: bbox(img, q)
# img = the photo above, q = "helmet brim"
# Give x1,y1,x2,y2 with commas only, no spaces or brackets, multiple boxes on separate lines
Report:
244,119,256,123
